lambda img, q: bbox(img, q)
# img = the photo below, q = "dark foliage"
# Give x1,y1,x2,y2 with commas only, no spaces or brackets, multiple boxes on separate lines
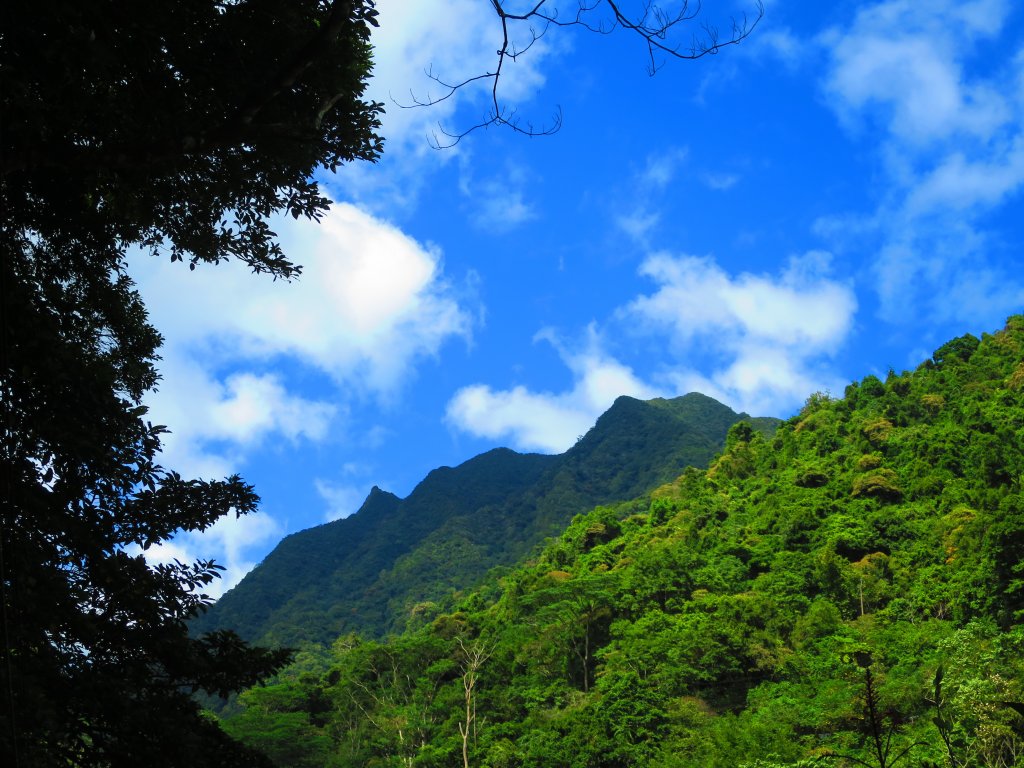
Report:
3,0,383,278
1,1,382,764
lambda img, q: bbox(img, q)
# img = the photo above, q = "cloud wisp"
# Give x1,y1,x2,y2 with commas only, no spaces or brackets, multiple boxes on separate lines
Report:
818,0,1024,325
615,148,690,245
458,158,539,233
137,510,283,601
329,0,555,213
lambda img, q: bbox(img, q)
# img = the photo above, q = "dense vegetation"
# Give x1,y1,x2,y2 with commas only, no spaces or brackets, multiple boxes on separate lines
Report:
221,319,1024,768
194,394,776,646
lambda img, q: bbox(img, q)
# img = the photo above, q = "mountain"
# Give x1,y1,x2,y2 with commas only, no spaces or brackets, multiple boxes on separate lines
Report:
222,317,1024,768
193,392,777,646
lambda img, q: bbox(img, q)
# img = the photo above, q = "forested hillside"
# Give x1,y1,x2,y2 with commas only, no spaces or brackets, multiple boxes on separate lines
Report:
194,393,772,646
222,318,1024,768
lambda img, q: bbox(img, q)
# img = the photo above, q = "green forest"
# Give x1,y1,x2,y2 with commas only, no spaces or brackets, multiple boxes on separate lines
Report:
218,320,1024,768
4,2,1023,767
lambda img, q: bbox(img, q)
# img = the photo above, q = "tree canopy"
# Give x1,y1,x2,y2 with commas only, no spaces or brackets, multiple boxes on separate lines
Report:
1,1,383,764
3,0,383,278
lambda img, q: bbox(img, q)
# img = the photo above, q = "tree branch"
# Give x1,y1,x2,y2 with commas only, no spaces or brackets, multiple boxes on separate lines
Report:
395,0,764,148
224,0,377,134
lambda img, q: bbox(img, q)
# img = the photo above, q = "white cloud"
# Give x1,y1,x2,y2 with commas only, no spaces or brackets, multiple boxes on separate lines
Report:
446,384,595,454
624,251,857,415
448,253,856,448
147,351,337,481
208,373,333,444
134,196,472,514
820,0,1011,145
629,252,854,351
906,139,1024,213
134,203,474,399
191,511,282,598
664,344,847,419
134,540,192,568
446,327,661,453
369,0,550,149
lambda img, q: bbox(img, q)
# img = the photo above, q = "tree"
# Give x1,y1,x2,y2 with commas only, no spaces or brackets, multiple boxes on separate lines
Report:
2,0,383,278
1,1,383,764
839,652,924,768
405,0,765,146
455,637,492,768
526,572,615,692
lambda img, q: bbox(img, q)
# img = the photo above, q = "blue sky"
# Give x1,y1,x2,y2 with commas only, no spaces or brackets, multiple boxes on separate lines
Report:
129,0,1024,596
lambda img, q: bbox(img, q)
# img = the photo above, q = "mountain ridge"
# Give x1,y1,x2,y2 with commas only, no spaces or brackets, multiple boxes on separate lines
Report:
193,392,778,646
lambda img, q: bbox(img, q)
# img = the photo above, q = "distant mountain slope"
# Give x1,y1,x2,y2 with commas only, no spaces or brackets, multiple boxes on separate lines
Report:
194,393,776,646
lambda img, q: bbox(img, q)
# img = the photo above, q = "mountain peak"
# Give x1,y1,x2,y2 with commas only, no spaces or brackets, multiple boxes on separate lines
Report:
194,392,777,645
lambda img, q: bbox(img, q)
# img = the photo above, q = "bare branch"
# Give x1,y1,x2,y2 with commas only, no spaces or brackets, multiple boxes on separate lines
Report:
395,0,765,146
